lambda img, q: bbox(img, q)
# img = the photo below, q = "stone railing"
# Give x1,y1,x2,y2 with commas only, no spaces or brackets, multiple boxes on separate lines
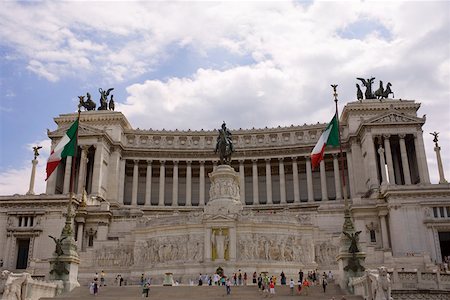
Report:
1,270,63,300
350,269,450,300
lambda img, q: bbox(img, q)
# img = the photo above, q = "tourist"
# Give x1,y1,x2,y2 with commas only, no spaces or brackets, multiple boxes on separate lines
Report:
208,275,212,286
322,275,328,293
257,274,262,290
226,278,231,295
93,278,99,296
289,278,295,296
140,273,145,286
328,270,333,281
120,275,124,286
233,273,237,286
243,272,247,285
269,279,275,297
89,281,95,295
198,273,203,286
238,271,242,285
142,279,150,298
302,279,309,296
100,270,105,286
220,275,226,286
297,279,302,295
253,271,257,284
280,271,286,285
298,269,304,283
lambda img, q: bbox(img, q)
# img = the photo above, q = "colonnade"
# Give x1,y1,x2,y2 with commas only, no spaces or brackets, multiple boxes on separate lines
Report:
121,154,347,206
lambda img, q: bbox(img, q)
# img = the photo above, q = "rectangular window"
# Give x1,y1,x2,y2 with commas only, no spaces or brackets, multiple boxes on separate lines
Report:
29,217,34,227
433,207,438,218
370,230,376,243
440,207,445,218
18,216,22,227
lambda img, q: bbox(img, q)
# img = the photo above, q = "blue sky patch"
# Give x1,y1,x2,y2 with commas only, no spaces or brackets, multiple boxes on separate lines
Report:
338,18,392,41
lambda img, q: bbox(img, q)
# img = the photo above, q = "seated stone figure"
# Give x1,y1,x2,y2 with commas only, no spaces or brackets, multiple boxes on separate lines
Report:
366,266,392,300
1,270,31,300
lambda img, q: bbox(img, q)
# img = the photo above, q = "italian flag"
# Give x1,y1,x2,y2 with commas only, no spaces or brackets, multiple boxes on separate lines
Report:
310,113,339,169
46,119,79,180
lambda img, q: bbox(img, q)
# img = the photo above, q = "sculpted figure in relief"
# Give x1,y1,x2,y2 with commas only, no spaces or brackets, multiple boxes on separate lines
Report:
212,229,228,260
367,266,392,300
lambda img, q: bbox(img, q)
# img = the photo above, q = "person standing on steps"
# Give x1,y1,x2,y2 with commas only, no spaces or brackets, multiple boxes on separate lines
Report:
289,278,295,296
226,277,231,295
322,273,328,293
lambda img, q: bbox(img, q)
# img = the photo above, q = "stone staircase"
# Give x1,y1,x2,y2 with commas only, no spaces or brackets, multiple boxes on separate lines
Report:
43,283,364,300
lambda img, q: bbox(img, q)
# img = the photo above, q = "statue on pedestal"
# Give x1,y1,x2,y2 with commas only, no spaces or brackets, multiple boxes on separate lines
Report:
215,122,234,165
367,266,392,300
32,146,42,160
212,229,229,260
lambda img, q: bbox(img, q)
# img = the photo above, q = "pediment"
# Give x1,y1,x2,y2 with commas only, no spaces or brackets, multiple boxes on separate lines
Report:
366,111,424,125
48,124,103,138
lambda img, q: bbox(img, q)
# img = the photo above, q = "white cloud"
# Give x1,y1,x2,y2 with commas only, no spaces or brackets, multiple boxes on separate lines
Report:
0,139,50,195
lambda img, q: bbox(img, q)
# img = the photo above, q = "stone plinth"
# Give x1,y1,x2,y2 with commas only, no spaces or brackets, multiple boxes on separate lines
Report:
204,165,243,216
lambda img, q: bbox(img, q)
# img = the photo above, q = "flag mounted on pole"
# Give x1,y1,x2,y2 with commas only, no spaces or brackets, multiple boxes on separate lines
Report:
310,113,339,169
46,119,79,180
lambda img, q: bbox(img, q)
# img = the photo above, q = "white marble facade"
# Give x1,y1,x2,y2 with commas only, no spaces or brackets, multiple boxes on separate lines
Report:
1,99,450,284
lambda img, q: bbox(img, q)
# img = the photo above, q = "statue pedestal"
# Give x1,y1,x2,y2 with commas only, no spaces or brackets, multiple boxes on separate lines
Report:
204,165,243,216
48,236,80,293
336,252,366,291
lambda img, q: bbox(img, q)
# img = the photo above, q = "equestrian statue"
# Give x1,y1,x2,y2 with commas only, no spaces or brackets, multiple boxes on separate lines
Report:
215,122,234,165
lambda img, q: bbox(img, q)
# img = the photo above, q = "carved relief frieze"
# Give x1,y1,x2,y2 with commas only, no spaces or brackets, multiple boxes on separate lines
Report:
237,233,313,263
95,244,134,267
315,240,339,265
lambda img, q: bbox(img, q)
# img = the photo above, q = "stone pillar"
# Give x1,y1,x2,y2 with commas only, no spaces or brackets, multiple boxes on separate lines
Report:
229,227,237,262
378,145,388,185
383,135,395,184
91,141,105,196
76,222,84,250
159,160,166,206
239,160,246,205
27,159,39,195
435,145,448,184
205,227,212,262
414,131,430,183
131,160,139,205
3,233,12,269
77,146,89,194
279,158,286,204
63,156,72,194
107,147,121,202
292,157,300,203
172,160,179,206
399,134,411,184
145,160,152,205
363,133,379,188
186,161,192,206
379,212,390,249
265,158,273,204
252,159,259,205
346,151,354,198
118,158,126,204
320,159,328,201
199,161,205,206
332,154,342,200
306,157,314,201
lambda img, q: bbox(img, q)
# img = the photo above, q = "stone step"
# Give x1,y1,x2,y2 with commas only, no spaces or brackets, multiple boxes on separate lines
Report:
43,284,363,300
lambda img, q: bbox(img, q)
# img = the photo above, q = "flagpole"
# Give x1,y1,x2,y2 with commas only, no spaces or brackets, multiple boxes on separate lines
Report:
62,107,81,237
331,85,355,232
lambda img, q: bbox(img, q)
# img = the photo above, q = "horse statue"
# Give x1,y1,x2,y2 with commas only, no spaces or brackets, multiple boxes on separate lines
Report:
374,80,385,99
214,122,234,165
356,84,363,101
78,93,96,111
382,82,394,99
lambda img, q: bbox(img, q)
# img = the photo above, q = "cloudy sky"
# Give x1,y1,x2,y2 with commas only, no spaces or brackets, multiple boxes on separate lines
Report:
0,1,449,195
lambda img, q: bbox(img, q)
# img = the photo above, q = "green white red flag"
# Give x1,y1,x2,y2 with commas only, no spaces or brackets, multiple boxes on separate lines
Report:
46,119,79,180
311,113,339,169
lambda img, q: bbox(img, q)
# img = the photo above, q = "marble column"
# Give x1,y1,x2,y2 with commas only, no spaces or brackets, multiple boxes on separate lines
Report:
377,145,388,185
204,227,212,262
320,159,328,201
279,158,286,204
158,160,166,206
414,131,430,183
76,222,84,250
399,134,411,184
332,154,342,200
292,157,300,203
229,227,237,262
379,212,390,249
383,135,395,184
91,143,103,196
252,159,259,205
199,161,205,206
108,147,121,202
435,145,448,184
186,161,192,206
145,160,152,206
63,156,72,194
131,160,139,205
118,158,126,204
265,158,273,204
239,160,246,205
27,159,38,195
172,160,179,206
306,157,314,201
77,146,89,194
